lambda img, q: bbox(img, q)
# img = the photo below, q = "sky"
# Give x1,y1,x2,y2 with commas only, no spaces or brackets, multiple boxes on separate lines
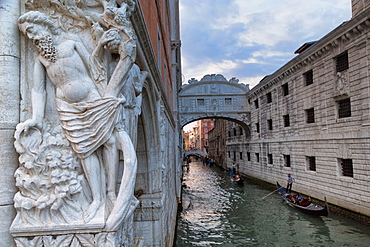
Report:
179,0,352,89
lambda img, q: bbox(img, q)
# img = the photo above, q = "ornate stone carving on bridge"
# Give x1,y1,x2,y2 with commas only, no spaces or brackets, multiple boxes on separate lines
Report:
12,0,148,245
179,74,251,128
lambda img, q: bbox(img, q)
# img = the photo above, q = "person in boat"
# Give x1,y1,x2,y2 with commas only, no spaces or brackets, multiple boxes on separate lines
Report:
286,174,295,193
232,173,241,182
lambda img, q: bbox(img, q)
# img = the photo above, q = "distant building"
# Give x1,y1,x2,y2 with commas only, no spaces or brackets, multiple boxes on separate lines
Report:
208,119,227,167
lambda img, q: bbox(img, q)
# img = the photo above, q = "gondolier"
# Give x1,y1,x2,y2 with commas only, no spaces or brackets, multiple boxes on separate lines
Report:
286,174,295,193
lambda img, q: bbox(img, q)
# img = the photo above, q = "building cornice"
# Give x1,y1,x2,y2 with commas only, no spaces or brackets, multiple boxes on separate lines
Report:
250,7,370,97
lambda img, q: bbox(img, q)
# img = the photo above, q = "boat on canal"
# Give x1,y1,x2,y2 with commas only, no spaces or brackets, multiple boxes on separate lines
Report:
231,174,244,186
276,182,329,216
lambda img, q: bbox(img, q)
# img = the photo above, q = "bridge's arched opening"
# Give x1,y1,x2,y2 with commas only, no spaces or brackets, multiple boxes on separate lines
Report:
182,117,251,168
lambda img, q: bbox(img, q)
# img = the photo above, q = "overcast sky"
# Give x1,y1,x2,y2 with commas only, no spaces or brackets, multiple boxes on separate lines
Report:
180,0,352,89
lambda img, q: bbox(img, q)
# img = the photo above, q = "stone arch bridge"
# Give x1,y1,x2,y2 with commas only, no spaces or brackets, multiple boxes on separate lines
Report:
179,74,251,130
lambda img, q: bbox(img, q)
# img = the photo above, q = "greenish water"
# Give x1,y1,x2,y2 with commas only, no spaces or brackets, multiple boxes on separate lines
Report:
175,161,370,247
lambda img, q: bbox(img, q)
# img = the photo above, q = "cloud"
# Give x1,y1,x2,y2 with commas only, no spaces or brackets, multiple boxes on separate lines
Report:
180,0,352,88
238,75,266,89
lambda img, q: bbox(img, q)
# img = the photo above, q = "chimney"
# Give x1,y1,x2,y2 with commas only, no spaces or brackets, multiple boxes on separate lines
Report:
352,0,370,17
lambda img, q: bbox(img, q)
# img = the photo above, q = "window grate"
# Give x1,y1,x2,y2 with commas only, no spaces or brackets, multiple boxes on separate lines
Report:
282,83,289,96
338,98,351,118
268,154,273,164
336,52,349,72
306,108,315,123
304,70,313,86
266,92,272,103
308,156,316,171
254,99,259,108
283,114,290,127
197,99,205,106
284,155,291,167
341,159,353,177
267,119,273,130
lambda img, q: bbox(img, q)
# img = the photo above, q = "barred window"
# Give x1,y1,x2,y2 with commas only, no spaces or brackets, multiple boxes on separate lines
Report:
340,159,353,177
283,114,290,127
268,154,273,164
284,155,291,167
267,119,273,130
306,108,315,123
256,153,260,162
266,92,272,103
304,70,313,86
197,99,205,106
336,51,349,72
256,122,260,133
282,83,289,96
307,156,316,171
337,98,351,118
254,99,259,109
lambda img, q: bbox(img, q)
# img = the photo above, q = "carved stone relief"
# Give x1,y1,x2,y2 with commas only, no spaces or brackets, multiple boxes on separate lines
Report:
12,0,148,243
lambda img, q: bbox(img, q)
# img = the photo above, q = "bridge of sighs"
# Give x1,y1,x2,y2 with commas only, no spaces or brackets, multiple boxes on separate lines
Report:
178,74,251,131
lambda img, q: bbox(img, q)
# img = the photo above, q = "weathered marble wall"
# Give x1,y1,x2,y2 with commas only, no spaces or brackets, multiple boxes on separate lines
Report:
0,1,20,246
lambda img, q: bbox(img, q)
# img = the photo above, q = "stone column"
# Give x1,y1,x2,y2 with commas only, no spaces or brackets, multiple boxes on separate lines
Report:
0,1,20,246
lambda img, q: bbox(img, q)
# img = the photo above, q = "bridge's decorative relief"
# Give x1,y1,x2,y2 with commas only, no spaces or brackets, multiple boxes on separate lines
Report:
179,74,251,127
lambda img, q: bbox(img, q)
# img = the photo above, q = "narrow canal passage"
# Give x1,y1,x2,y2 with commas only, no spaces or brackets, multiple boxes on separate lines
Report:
175,161,370,246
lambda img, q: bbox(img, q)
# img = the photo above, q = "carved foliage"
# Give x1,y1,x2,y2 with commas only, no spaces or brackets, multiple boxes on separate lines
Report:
12,123,87,227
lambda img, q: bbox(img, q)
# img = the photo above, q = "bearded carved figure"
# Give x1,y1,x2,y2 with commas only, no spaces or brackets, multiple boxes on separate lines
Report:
12,0,148,242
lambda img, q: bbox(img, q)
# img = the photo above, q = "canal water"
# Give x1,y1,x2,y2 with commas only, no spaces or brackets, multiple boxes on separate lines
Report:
175,161,370,247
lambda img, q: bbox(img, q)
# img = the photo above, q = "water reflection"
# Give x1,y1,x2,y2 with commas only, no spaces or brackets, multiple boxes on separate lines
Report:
176,161,370,246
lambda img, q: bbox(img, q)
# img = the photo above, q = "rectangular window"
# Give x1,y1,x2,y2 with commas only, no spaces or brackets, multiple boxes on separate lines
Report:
268,154,273,164
306,108,315,123
233,128,237,136
197,99,205,106
284,155,291,167
337,98,351,118
283,114,290,127
340,158,353,177
225,98,232,105
282,83,289,96
256,153,260,162
266,92,272,103
228,131,231,137
239,127,243,135
228,151,230,158
256,122,260,133
336,51,349,72
240,152,243,160
307,156,316,171
254,99,259,109
247,152,251,161
304,70,313,86
267,119,273,130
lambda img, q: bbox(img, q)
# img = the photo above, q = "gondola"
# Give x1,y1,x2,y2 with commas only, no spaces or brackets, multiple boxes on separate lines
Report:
231,174,244,186
276,182,329,216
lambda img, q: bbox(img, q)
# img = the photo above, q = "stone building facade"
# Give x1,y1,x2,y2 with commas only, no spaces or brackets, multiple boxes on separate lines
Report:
0,0,182,246
224,1,370,217
208,119,227,167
